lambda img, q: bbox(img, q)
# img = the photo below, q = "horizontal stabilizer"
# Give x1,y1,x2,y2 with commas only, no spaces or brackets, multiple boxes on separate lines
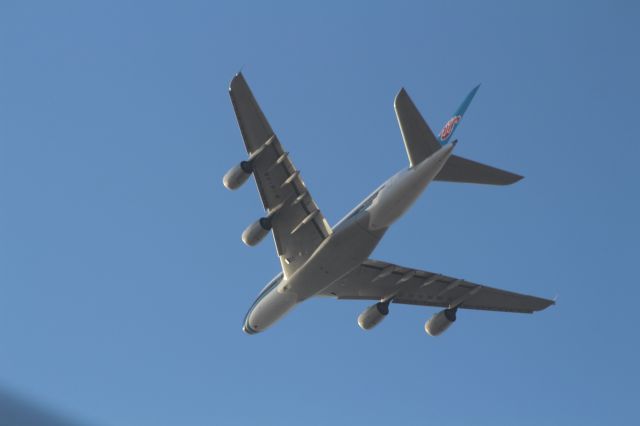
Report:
435,155,523,185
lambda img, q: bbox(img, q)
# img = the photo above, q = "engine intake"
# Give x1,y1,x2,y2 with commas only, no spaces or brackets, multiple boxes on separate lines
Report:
242,217,272,246
357,301,390,330
223,161,253,190
425,307,457,336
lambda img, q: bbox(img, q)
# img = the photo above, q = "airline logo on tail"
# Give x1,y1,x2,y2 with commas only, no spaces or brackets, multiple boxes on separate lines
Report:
439,115,461,141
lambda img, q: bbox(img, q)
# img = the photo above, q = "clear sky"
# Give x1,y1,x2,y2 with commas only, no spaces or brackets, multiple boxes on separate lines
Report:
1,1,638,425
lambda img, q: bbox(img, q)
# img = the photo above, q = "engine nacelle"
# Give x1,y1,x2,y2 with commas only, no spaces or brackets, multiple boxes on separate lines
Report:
223,161,253,190
357,301,390,330
242,217,272,247
425,308,457,336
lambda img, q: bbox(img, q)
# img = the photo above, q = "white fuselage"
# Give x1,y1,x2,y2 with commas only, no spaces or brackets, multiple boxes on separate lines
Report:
243,143,455,334
366,142,455,230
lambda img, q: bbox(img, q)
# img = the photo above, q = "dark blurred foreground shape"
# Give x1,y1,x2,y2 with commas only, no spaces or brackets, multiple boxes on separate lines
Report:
0,388,89,426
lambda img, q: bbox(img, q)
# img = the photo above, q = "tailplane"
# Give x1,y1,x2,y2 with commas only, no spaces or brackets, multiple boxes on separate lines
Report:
394,85,522,185
436,155,522,185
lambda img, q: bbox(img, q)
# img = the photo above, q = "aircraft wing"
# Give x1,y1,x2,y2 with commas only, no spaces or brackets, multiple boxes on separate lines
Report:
229,73,332,277
321,259,554,313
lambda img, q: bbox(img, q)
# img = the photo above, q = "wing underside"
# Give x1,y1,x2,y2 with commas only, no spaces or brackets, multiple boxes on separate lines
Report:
229,73,332,277
321,259,554,313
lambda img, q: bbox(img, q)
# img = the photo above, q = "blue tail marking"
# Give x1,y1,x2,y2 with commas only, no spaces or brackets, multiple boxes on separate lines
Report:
438,84,480,145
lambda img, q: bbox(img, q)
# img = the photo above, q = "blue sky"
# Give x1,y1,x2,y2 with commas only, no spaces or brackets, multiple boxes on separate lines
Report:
1,1,638,424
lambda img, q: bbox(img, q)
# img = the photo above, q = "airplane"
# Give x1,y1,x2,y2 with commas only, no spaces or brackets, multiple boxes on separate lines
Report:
224,73,554,336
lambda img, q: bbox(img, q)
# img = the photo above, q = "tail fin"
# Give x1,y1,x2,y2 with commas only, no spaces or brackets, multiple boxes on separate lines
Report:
394,85,480,166
437,84,480,145
434,84,523,185
394,84,523,185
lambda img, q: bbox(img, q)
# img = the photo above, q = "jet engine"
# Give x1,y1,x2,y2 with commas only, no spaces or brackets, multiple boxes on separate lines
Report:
223,161,253,190
242,217,272,246
357,301,390,330
424,307,457,336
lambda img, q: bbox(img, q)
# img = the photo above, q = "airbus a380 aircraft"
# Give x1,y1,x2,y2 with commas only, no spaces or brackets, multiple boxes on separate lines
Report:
224,73,553,336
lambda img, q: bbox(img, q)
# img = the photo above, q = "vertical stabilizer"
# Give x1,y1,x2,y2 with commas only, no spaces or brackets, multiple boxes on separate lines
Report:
437,85,480,145
394,88,441,167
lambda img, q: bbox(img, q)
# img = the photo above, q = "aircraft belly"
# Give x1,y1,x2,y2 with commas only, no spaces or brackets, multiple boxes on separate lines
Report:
284,213,385,301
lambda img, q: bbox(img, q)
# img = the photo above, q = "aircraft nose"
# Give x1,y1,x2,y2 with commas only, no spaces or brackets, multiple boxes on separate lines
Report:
243,322,259,335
